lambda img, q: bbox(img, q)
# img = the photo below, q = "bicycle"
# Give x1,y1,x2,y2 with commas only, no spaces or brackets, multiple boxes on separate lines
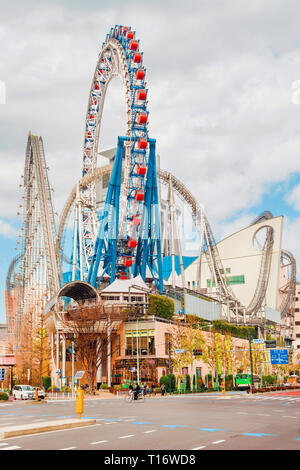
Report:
125,389,145,403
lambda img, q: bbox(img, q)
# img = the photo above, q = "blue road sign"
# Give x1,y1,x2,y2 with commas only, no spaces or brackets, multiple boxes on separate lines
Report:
0,368,5,381
270,349,289,365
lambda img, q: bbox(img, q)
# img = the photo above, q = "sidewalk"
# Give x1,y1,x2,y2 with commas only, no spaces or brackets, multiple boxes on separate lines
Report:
0,418,96,439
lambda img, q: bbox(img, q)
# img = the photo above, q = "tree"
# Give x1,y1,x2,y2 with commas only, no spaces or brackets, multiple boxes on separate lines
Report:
168,318,206,387
61,301,128,394
148,295,174,320
15,299,51,387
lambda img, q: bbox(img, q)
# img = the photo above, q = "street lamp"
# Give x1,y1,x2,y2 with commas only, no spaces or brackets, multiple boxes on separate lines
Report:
128,284,149,386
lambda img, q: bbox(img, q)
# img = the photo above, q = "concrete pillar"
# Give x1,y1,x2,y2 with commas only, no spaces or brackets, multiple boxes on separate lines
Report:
62,335,66,387
56,331,59,370
107,319,111,387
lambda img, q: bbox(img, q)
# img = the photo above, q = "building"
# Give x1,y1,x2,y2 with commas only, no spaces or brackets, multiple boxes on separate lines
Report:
294,282,300,350
183,213,295,342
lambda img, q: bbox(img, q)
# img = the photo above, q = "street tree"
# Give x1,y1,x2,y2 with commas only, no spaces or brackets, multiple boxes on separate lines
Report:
61,301,128,394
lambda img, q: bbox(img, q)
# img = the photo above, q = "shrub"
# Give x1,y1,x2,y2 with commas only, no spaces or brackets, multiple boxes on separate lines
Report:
0,392,8,400
184,374,191,392
160,374,176,392
47,385,57,392
43,376,51,391
113,385,122,390
148,295,175,320
100,383,109,389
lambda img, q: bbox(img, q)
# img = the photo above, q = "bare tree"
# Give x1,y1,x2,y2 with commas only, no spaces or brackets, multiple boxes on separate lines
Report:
61,301,128,394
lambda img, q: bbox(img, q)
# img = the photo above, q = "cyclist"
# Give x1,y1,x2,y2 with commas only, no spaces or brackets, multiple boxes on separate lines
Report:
134,383,141,400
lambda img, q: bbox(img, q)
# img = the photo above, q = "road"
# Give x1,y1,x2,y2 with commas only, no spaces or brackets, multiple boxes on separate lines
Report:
0,391,299,451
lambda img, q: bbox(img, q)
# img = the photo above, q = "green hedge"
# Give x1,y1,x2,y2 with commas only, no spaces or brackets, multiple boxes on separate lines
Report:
0,392,8,400
42,376,51,391
100,383,109,389
159,374,176,392
262,375,277,385
149,295,174,320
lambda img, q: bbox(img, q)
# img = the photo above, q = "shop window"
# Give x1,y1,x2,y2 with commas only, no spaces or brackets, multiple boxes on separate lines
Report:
125,329,155,356
115,335,120,357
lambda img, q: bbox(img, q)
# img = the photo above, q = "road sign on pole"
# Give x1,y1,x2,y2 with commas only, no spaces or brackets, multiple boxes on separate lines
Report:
253,339,264,344
270,349,289,365
265,340,277,349
0,368,5,381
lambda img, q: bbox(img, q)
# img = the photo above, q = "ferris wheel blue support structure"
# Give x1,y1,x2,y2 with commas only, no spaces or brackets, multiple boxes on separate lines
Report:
87,135,163,292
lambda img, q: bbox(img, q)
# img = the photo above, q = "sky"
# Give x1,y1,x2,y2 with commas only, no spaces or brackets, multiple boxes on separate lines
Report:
1,0,300,322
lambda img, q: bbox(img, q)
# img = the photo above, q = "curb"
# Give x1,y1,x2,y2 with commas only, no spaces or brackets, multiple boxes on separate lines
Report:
0,418,96,439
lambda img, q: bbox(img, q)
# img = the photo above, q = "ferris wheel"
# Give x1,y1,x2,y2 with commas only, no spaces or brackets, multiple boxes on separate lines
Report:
79,25,163,290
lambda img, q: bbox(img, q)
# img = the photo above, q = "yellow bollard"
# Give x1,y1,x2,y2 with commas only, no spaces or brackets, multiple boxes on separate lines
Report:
35,387,39,401
76,387,84,419
221,381,225,396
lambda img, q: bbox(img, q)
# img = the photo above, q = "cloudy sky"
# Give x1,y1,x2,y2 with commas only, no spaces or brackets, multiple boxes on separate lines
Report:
1,0,300,322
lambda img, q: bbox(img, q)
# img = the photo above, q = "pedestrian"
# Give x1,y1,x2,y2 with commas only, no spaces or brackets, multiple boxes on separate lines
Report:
161,383,165,396
151,383,156,396
146,384,150,395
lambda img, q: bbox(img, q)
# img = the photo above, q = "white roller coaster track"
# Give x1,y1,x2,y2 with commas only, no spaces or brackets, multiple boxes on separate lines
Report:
55,167,296,319
14,133,60,332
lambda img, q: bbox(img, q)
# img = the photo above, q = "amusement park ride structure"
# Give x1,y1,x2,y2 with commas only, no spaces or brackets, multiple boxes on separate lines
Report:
7,25,296,344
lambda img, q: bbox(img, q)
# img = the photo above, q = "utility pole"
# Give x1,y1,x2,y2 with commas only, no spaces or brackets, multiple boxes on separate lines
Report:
168,341,172,394
248,328,254,390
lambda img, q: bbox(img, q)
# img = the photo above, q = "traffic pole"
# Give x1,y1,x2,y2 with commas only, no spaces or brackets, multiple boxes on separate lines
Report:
248,328,254,391
168,341,171,394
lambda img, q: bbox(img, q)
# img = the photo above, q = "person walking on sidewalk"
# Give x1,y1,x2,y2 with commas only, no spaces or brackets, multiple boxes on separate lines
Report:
161,383,166,396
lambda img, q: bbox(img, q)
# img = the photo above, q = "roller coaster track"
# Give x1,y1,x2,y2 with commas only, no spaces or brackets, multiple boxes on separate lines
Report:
56,167,295,319
5,254,22,334
16,133,60,324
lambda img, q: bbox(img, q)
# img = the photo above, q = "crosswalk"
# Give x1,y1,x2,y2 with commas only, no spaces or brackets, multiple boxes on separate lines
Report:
250,395,300,402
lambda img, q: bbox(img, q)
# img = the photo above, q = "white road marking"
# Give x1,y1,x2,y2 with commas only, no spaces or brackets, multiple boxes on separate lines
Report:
143,430,157,434
119,434,135,439
0,443,9,447
236,412,248,414
90,440,108,445
257,414,271,416
212,440,225,444
283,416,298,419
191,445,206,450
60,447,77,450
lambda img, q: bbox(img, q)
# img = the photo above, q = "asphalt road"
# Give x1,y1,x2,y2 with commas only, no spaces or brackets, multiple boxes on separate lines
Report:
0,391,299,451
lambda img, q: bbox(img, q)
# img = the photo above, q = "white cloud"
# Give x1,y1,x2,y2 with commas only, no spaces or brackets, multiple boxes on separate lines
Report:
1,0,300,279
0,219,16,238
286,183,300,211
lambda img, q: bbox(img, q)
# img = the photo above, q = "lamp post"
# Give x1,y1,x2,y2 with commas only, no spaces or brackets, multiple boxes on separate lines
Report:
196,324,213,392
248,328,254,391
128,284,150,386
